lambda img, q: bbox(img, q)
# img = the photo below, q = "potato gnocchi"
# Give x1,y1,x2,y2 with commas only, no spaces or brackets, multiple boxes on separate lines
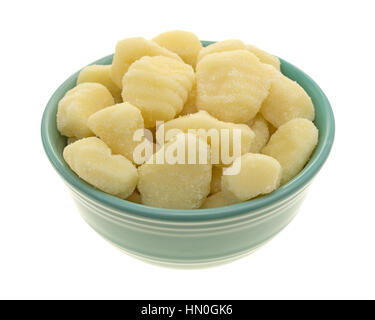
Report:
87,102,144,163
122,55,194,128
262,118,318,184
110,37,182,88
77,65,122,103
138,133,212,209
162,110,255,164
63,137,138,199
196,50,271,124
57,31,318,209
153,30,202,68
222,153,282,201
57,83,114,138
261,74,315,128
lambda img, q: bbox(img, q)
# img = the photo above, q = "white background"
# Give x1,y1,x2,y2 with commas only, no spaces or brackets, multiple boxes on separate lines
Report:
1,0,374,300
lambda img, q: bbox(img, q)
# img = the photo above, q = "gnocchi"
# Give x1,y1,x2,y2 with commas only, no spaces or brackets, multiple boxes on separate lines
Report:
56,31,319,209
246,45,280,70
262,118,318,184
153,30,202,68
222,153,282,201
87,102,144,163
261,74,315,128
77,65,122,103
137,133,212,209
196,50,271,123
248,114,270,153
122,55,195,128
57,83,114,138
163,110,255,164
110,37,182,88
63,137,138,199
197,39,245,63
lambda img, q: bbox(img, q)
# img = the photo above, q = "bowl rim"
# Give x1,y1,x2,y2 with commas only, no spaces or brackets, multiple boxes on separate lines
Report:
41,43,335,222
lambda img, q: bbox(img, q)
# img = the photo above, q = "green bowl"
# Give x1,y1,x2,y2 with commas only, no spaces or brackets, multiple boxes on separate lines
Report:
41,41,335,267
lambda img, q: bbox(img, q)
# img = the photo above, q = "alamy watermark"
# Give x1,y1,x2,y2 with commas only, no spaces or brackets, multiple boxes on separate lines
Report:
132,121,242,175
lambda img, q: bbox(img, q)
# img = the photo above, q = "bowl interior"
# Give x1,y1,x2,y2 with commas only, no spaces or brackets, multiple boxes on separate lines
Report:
41,40,335,221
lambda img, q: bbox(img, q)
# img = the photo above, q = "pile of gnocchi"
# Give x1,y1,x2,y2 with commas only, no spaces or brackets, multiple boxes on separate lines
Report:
57,30,318,210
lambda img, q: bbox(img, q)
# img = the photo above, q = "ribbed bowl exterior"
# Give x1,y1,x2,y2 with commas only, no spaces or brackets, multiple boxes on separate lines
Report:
69,182,309,265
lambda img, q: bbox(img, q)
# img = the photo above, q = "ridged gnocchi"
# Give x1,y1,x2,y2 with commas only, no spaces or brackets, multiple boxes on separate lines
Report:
57,32,319,209
122,56,194,128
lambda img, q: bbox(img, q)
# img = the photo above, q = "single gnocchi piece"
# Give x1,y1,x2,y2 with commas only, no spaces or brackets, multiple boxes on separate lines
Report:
63,137,138,199
137,133,212,209
261,118,318,184
180,80,197,115
196,50,271,124
110,37,182,88
153,30,202,68
248,114,270,153
87,102,144,163
57,83,114,138
77,65,122,103
162,110,255,165
222,153,282,201
122,56,195,128
261,74,315,128
246,45,280,70
210,166,222,194
197,39,246,63
200,191,239,209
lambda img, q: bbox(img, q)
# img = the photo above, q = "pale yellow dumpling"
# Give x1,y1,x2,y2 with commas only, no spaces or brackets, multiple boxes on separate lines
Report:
122,56,194,128
248,114,270,153
57,83,114,138
110,37,182,88
222,153,282,201
261,74,315,128
197,39,245,63
262,118,318,184
180,80,197,116
162,110,255,165
87,102,144,163
63,137,138,199
77,65,122,103
246,45,280,71
153,30,202,68
196,50,271,124
210,166,222,194
137,133,212,209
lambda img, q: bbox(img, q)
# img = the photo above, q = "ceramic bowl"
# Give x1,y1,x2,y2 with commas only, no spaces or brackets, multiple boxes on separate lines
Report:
41,41,335,267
